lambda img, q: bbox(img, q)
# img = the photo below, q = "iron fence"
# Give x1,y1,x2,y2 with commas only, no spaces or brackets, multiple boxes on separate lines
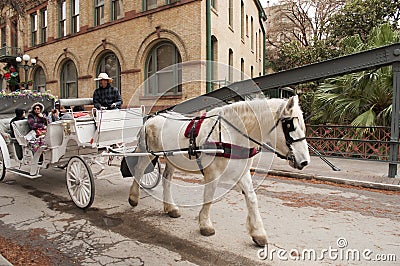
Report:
306,124,400,162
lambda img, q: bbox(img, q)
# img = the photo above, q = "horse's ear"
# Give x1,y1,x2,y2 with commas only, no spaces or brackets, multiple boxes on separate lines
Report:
284,95,298,115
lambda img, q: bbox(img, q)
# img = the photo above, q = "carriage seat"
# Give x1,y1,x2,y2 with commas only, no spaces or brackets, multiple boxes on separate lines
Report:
11,120,33,147
0,118,12,143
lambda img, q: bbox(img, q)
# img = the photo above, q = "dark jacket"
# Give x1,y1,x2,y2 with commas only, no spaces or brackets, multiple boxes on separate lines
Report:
93,84,122,109
27,113,47,130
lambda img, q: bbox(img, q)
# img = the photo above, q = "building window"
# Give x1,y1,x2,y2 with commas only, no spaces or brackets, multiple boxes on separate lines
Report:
111,0,122,21
33,67,46,91
166,0,179,4
241,58,244,80
241,1,244,40
246,15,248,37
96,52,121,92
145,42,182,96
251,16,254,51
144,0,157,11
211,35,218,82
211,0,216,9
31,13,38,46
1,27,6,47
59,0,67,37
60,60,78,98
40,9,47,43
95,0,104,26
228,49,233,82
259,29,262,61
251,66,254,78
71,0,79,33
256,32,258,59
228,0,233,27
11,20,18,48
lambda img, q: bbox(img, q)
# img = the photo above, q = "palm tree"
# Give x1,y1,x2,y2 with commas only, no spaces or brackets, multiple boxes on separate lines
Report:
310,23,399,127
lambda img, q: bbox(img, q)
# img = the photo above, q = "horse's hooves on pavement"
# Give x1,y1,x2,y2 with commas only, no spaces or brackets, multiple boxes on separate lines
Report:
128,198,138,207
200,227,216,236
167,209,181,218
252,236,268,247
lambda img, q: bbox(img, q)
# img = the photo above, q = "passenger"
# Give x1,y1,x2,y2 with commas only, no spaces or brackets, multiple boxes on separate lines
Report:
28,102,47,137
10,108,26,138
93,73,122,110
47,109,60,123
10,108,26,160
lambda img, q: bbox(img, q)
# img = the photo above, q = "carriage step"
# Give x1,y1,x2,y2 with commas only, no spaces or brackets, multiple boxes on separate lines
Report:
7,168,42,179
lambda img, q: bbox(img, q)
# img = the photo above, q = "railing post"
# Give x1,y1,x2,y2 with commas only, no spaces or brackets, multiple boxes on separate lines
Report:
389,61,400,178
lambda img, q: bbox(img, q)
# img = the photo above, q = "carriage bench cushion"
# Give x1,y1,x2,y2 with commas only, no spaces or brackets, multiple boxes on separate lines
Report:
11,120,33,146
0,118,12,143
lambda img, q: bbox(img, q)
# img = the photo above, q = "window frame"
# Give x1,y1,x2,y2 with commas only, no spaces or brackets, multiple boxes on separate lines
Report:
96,52,121,92
95,0,105,26
31,12,38,47
60,60,78,98
145,42,182,96
143,0,157,11
111,0,123,21
71,0,80,34
228,49,233,82
33,66,46,91
228,0,233,28
58,0,67,38
40,8,47,44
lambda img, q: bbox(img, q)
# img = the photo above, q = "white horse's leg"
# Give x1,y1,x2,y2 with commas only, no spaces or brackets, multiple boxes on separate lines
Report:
199,171,219,236
163,162,181,218
237,171,267,246
128,156,148,207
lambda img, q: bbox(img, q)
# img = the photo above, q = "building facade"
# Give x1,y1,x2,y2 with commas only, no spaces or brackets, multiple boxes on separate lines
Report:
0,0,266,111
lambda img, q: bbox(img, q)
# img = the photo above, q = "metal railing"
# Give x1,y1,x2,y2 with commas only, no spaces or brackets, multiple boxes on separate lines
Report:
0,46,22,58
307,124,400,162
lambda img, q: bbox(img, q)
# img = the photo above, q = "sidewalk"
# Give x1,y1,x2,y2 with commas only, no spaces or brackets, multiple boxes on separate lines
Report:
253,152,400,191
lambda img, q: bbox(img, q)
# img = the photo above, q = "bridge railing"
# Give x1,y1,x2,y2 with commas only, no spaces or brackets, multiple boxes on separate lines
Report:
306,124,400,162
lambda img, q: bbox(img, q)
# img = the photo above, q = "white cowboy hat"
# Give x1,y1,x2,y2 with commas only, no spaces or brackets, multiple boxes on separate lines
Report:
94,72,113,82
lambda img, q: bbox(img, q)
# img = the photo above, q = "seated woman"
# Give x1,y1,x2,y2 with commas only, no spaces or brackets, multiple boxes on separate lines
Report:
28,102,48,137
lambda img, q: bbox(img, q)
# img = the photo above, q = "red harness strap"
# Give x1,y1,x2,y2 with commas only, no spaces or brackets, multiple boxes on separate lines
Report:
184,113,207,138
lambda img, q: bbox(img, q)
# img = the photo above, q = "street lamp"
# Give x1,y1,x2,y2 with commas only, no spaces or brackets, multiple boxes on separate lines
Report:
16,54,37,90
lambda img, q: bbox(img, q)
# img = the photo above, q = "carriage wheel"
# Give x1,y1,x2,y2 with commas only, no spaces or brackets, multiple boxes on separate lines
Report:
140,160,161,189
66,156,95,209
0,148,5,181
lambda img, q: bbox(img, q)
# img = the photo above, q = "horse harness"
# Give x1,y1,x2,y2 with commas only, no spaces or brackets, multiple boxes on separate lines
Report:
148,102,306,174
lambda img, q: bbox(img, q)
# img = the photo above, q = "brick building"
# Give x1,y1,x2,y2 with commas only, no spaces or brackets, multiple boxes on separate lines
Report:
0,0,266,110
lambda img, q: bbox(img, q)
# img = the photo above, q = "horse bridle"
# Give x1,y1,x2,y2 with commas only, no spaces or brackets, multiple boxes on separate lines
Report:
267,102,307,160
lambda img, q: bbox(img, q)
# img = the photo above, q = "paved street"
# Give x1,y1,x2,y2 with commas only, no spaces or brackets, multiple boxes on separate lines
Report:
0,158,399,265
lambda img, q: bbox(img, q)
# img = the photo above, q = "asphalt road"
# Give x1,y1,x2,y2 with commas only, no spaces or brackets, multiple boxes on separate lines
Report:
0,164,399,265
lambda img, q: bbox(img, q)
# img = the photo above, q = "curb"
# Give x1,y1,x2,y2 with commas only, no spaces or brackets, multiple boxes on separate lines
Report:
252,168,400,192
0,254,12,266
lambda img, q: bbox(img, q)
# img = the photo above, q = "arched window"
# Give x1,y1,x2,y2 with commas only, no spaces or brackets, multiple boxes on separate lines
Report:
33,66,46,91
96,52,121,92
145,42,182,96
60,60,78,98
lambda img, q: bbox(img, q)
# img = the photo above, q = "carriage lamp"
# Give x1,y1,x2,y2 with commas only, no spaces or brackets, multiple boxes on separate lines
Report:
15,54,37,90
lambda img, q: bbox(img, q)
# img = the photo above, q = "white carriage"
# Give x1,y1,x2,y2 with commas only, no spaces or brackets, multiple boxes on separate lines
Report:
0,98,161,209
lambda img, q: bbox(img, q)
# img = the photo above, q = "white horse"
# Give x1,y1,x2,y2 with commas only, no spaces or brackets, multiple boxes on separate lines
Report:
127,96,310,246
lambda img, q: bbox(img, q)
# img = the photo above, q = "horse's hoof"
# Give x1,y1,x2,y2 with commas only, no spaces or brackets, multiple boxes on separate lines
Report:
252,236,268,247
128,198,138,207
200,227,215,236
167,209,181,218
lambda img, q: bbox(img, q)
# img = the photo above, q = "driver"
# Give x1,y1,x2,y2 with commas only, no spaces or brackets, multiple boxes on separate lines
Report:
93,73,122,110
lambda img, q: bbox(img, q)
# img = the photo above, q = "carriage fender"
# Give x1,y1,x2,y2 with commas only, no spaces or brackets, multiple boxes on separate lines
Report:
0,134,11,168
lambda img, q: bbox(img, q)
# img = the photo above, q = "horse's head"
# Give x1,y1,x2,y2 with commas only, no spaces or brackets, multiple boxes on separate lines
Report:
270,96,310,170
